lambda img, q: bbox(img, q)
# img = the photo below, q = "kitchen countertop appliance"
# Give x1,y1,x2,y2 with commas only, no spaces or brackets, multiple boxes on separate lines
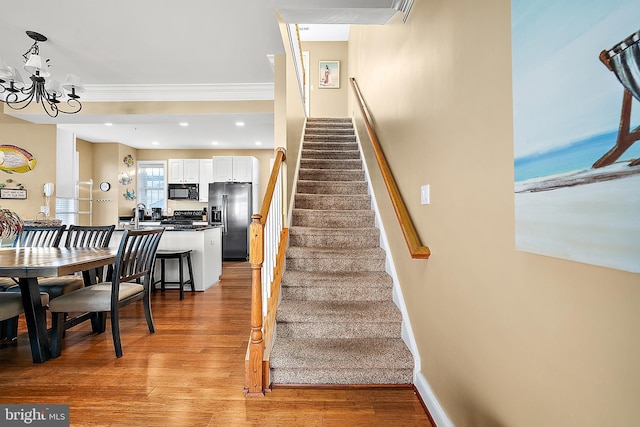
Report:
208,182,252,260
151,207,162,221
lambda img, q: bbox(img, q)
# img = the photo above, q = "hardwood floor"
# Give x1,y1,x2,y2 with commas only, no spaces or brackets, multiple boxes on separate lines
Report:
0,262,432,426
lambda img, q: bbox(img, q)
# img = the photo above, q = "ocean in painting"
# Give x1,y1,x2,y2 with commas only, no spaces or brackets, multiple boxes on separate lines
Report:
514,129,640,182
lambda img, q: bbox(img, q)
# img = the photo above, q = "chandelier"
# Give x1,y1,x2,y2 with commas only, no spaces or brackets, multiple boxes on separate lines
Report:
0,31,84,118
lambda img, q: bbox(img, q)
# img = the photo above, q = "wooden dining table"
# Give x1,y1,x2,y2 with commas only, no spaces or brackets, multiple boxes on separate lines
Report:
0,246,117,363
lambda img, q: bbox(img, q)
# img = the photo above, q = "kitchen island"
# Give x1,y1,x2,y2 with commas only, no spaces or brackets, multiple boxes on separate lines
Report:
110,225,222,292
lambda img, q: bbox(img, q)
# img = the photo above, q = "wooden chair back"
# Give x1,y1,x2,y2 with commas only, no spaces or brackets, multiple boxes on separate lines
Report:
64,225,115,248
13,225,66,248
112,228,164,297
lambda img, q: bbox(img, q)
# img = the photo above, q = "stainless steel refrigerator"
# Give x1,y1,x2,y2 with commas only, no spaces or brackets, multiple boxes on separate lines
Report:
208,182,252,260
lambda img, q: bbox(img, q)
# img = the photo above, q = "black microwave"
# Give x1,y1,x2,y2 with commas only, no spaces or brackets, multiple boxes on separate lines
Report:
168,183,199,200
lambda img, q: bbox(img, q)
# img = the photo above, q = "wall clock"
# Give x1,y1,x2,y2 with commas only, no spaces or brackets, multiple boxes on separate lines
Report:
99,181,111,192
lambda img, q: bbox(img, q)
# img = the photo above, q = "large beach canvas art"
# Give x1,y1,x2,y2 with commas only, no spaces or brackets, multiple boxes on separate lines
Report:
512,0,640,273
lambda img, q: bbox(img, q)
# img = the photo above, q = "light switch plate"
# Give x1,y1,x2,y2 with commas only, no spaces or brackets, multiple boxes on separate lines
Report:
421,185,430,205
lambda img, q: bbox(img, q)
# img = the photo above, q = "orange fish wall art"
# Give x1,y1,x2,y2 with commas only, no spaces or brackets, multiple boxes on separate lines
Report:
0,145,36,173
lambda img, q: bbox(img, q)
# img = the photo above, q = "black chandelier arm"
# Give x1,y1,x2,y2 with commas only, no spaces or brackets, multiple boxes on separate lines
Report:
2,83,83,118
60,98,82,115
3,86,38,111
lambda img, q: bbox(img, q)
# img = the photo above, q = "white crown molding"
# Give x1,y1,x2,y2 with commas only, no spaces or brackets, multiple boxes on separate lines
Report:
80,83,275,102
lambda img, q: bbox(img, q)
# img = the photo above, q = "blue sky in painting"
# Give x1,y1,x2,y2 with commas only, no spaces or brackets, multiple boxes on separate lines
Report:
512,0,640,158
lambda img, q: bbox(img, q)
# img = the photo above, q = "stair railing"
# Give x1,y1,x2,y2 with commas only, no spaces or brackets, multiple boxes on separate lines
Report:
350,77,431,259
245,147,288,396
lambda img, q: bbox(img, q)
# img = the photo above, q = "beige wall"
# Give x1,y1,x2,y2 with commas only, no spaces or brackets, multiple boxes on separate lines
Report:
349,2,639,426
277,15,307,213
0,112,57,221
302,41,349,118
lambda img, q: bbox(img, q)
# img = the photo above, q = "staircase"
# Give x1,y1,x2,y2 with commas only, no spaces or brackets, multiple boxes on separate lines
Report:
269,117,414,385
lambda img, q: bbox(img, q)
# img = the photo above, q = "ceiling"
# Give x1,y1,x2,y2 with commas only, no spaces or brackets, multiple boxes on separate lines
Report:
0,1,400,150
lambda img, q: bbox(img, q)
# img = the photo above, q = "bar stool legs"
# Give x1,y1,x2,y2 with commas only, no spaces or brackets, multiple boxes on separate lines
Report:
152,250,195,300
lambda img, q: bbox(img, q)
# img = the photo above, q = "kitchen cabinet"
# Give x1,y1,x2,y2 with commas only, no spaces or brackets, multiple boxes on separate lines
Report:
198,159,213,202
168,159,200,183
212,156,258,183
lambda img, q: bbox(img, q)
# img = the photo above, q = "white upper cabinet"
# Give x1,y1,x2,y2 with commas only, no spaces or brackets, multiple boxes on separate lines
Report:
212,157,234,182
183,159,200,183
212,156,258,183
168,159,200,183
232,157,254,182
198,159,213,202
167,159,184,183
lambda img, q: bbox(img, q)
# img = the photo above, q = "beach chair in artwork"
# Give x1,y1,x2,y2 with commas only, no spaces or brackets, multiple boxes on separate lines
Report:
593,29,640,168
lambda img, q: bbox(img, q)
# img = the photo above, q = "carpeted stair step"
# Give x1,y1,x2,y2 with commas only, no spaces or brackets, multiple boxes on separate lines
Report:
304,134,356,143
301,149,360,160
291,209,375,228
276,300,402,339
269,338,413,385
306,118,353,125
296,181,368,195
281,271,393,302
300,158,362,170
286,247,386,272
298,168,365,182
305,127,354,135
302,141,359,151
295,194,370,210
289,226,379,249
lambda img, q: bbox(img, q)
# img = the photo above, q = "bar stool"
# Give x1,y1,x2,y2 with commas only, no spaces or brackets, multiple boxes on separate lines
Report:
153,250,195,300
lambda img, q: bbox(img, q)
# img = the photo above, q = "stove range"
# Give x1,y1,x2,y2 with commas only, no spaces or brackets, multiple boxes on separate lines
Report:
160,210,205,225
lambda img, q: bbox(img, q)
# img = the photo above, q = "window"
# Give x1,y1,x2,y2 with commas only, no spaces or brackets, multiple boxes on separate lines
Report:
137,161,166,211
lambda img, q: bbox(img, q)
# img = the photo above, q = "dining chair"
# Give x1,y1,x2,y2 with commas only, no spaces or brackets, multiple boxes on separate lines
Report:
12,224,66,248
49,227,164,358
0,225,66,337
0,292,49,342
0,225,66,291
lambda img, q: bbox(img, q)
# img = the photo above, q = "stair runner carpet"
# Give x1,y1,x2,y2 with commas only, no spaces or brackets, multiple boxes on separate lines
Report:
269,117,414,385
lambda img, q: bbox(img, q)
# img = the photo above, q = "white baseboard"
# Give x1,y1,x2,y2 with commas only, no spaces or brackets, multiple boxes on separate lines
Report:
414,371,454,427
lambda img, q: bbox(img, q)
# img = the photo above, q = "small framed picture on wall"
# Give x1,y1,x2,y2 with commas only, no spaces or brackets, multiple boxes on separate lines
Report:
319,61,340,89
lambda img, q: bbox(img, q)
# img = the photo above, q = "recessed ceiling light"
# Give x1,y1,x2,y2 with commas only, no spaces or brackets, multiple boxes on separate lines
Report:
255,141,262,146
235,121,245,127
105,123,113,126
179,122,189,127
151,141,159,145
211,141,219,146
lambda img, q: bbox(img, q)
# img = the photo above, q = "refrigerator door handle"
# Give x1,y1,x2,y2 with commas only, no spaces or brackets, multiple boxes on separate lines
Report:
222,194,228,235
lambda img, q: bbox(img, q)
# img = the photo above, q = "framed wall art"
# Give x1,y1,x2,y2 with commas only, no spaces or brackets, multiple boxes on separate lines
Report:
512,0,640,273
319,61,340,89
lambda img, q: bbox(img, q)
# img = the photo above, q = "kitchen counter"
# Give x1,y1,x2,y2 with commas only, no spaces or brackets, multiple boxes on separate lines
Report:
115,224,221,231
110,226,221,291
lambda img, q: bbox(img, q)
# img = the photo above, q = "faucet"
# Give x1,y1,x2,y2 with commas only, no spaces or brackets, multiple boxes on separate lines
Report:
34,211,46,221
134,203,147,229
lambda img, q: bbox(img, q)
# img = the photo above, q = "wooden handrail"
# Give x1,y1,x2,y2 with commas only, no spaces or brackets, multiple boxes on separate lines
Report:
259,148,287,221
245,147,287,396
349,78,431,259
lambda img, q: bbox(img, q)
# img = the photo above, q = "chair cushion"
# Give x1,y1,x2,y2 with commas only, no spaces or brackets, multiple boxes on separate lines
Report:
48,282,144,313
5,276,85,300
0,278,17,291
0,292,49,321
